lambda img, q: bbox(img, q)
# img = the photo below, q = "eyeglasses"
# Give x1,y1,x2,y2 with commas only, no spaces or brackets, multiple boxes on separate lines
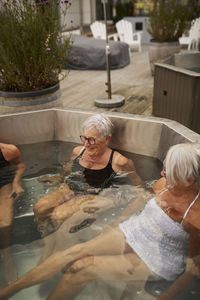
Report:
80,135,96,145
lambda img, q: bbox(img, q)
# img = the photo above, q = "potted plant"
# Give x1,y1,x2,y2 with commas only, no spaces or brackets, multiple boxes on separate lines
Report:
0,0,72,113
147,0,198,74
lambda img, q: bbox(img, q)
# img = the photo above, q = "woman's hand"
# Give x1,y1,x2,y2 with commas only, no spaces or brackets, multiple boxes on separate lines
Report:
10,183,24,200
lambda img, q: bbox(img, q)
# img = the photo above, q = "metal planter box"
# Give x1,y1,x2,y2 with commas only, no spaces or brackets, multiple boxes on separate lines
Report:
153,52,200,134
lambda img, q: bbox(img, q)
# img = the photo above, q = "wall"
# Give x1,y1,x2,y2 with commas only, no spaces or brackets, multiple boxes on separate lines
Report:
124,16,152,43
60,0,96,30
60,0,81,30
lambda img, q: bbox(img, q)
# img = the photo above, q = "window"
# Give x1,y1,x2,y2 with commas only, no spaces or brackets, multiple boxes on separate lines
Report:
135,22,143,31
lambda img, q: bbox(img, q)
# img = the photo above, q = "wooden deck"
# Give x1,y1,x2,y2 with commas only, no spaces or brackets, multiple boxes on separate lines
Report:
60,44,153,115
0,45,153,116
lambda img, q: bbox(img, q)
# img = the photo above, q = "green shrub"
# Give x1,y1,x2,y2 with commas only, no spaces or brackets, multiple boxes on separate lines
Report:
0,0,72,92
147,0,198,42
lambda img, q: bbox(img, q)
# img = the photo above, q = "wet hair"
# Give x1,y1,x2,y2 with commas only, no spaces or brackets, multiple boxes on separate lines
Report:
81,114,113,139
165,143,200,188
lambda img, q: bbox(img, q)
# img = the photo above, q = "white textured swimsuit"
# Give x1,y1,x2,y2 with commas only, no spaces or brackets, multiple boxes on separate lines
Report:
119,191,200,281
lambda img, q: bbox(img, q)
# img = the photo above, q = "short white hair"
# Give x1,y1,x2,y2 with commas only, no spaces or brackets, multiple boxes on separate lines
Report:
165,143,200,188
81,114,113,139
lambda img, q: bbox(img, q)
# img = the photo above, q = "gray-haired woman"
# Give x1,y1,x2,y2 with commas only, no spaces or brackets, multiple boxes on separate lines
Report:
34,113,142,233
1,143,200,300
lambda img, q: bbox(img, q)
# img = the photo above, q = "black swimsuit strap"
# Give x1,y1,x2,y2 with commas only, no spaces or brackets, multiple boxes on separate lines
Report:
0,149,6,162
79,148,85,158
108,149,114,165
78,148,114,167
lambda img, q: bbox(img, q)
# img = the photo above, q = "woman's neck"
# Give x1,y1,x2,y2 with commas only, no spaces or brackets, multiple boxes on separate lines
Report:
83,147,108,163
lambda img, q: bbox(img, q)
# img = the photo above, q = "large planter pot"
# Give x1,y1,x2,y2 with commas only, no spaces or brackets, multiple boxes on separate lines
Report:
0,83,62,114
148,40,181,75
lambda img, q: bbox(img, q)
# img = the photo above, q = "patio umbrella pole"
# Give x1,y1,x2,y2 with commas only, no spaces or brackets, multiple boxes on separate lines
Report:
103,0,112,100
94,0,125,108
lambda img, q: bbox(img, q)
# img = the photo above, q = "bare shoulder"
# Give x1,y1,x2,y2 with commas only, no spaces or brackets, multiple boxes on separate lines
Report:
152,177,166,194
71,146,84,159
112,151,134,172
112,150,144,186
0,143,21,162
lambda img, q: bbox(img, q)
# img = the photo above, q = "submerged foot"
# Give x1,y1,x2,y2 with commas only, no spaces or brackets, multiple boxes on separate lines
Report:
69,218,96,233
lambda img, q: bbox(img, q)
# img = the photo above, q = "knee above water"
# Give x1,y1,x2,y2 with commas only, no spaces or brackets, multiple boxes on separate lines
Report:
33,201,41,211
33,201,46,214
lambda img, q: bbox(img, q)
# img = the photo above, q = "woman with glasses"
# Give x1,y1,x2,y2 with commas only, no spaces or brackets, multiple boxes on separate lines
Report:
1,142,200,300
33,114,143,257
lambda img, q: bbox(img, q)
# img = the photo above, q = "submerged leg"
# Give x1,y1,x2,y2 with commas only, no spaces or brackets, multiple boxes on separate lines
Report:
47,253,151,300
0,226,126,299
50,195,113,221
0,184,18,284
38,195,114,264
34,183,74,221
38,209,99,264
36,233,57,265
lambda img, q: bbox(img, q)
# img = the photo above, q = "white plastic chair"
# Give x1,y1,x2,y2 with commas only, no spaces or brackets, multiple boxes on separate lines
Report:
90,21,106,39
179,18,200,50
90,21,118,41
116,19,143,52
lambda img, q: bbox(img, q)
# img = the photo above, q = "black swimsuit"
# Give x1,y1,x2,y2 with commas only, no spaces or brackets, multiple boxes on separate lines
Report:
0,149,7,168
66,149,116,194
0,148,15,189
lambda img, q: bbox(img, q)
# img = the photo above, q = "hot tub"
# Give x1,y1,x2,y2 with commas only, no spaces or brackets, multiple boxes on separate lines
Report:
1,108,199,160
153,52,200,134
0,109,200,299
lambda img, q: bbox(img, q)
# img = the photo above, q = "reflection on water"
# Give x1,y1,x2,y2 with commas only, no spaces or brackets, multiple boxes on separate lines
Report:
1,142,199,299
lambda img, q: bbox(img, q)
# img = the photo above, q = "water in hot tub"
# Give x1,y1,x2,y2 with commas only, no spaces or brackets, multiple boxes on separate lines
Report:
0,141,165,300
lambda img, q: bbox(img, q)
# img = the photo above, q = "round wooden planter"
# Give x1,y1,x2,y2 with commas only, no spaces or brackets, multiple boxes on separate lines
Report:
148,40,181,75
0,83,62,114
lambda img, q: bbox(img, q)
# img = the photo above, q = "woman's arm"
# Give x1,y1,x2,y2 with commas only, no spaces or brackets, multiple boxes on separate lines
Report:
1,144,26,199
152,256,200,300
38,146,83,186
153,232,200,300
112,152,144,186
11,157,26,199
152,272,197,300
